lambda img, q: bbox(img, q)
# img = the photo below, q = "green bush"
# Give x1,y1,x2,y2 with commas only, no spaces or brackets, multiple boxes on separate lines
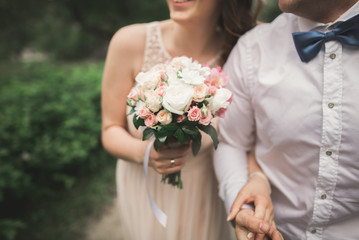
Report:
0,61,114,239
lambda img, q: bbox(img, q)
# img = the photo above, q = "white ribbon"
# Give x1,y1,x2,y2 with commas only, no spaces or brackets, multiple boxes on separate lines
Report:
143,139,167,227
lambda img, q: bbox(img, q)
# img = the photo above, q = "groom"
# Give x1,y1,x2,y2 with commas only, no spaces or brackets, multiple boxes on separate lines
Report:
214,0,359,239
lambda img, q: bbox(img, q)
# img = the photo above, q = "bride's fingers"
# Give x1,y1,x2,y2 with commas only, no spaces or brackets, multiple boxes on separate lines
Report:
152,158,186,174
227,192,253,221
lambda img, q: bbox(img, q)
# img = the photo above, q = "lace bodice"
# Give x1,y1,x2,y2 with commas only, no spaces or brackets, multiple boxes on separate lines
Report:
141,22,222,71
141,22,172,72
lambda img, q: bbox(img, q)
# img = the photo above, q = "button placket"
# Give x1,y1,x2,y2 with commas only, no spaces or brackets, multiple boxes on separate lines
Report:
308,41,342,234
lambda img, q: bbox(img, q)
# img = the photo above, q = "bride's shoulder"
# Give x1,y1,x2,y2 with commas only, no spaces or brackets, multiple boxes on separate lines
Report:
109,23,147,56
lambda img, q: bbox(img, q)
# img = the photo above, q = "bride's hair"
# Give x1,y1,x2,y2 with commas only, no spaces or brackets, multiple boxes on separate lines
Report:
219,0,263,65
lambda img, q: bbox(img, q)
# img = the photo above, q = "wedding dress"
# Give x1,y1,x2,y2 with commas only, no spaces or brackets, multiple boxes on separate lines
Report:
116,21,233,240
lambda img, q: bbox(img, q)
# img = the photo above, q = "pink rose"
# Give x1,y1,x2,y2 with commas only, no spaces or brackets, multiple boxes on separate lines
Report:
199,112,213,125
199,106,212,125
208,86,218,96
157,80,166,88
127,88,139,100
187,106,201,122
215,107,227,118
205,67,228,88
160,72,168,82
139,107,152,119
155,86,166,97
145,113,158,127
176,115,186,123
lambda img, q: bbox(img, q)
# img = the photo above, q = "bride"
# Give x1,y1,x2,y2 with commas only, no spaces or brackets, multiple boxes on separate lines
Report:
101,0,269,239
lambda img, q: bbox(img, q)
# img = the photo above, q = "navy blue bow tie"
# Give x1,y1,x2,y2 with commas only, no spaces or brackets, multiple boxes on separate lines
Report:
292,14,359,63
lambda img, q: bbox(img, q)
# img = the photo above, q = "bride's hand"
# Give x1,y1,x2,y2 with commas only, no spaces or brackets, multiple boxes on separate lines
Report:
227,173,281,240
148,141,190,174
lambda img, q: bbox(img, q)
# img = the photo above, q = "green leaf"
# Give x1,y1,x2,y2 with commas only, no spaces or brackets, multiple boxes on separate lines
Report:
174,128,185,144
133,114,145,129
191,133,202,156
126,107,135,116
156,128,169,138
142,128,154,141
181,125,199,136
162,123,178,132
158,135,167,143
198,124,218,149
154,139,159,151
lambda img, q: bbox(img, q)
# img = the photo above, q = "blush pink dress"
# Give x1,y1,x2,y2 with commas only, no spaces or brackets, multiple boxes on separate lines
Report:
116,21,234,240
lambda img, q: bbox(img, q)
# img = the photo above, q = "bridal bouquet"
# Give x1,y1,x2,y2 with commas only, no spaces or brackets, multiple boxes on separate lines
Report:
127,56,232,189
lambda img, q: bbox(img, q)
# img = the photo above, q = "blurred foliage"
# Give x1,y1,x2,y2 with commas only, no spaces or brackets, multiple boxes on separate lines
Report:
0,62,114,239
0,0,282,61
258,0,281,23
0,0,169,60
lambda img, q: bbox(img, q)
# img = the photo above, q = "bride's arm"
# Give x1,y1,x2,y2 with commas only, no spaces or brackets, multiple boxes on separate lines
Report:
227,149,282,240
101,25,189,174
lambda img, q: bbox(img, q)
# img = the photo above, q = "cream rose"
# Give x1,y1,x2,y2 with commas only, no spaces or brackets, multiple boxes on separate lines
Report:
162,83,194,115
156,110,172,125
145,90,162,113
193,84,209,102
135,70,161,90
210,88,232,112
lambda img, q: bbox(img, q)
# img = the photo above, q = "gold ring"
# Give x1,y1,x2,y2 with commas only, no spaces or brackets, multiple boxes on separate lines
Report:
170,159,175,167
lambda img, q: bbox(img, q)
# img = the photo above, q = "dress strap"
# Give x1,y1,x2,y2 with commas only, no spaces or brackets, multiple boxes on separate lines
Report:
141,22,171,72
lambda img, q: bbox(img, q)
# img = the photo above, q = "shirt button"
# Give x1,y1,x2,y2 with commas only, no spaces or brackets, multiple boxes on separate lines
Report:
311,228,317,234
328,103,334,108
321,194,327,199
330,53,336,59
326,150,332,156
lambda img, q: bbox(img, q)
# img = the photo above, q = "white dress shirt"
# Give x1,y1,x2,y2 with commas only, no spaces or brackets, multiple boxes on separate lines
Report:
214,2,359,240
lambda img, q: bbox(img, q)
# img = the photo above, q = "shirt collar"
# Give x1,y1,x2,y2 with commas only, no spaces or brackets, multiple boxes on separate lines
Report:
297,1,359,32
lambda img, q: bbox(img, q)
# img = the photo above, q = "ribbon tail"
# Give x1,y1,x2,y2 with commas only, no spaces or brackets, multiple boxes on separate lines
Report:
143,139,168,227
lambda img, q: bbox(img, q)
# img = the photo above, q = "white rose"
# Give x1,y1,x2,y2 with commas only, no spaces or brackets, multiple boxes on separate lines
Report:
162,83,194,115
179,68,206,85
156,109,172,125
210,88,232,112
135,101,146,116
145,90,162,113
135,70,161,90
170,56,192,69
166,68,179,85
199,66,211,78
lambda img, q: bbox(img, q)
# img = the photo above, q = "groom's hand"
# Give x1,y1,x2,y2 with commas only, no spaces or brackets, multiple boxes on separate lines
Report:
234,208,283,240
